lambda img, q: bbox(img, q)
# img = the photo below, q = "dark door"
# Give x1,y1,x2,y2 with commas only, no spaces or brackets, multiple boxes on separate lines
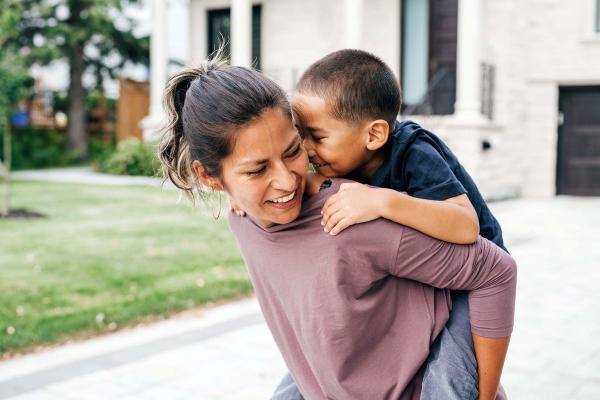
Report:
207,5,262,69
428,0,458,115
557,86,600,196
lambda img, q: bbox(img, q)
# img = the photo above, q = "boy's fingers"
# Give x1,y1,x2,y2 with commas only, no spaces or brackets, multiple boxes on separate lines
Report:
324,209,345,232
329,218,353,236
321,203,343,226
321,193,339,215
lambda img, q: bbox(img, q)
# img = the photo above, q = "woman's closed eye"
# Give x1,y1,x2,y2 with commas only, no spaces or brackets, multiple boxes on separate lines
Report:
246,165,267,176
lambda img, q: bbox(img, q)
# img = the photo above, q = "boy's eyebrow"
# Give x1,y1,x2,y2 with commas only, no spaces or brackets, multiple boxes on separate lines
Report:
297,124,321,133
237,136,300,167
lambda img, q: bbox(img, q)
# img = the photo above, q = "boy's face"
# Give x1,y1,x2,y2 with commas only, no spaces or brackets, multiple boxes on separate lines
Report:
292,93,370,177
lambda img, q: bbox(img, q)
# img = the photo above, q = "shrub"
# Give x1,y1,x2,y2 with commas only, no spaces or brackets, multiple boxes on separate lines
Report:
0,127,117,170
97,138,160,176
1,127,76,170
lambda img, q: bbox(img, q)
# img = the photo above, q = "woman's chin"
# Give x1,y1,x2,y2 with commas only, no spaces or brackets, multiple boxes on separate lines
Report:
270,205,302,225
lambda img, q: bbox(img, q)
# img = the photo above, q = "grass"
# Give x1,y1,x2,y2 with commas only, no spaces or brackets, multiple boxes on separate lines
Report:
0,181,252,356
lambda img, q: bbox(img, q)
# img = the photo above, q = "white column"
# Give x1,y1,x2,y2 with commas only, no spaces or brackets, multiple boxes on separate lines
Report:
141,0,168,141
454,0,485,122
231,0,252,67
189,0,206,63
344,0,363,49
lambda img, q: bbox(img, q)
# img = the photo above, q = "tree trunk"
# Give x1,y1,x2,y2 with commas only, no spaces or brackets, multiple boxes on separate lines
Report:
67,43,88,159
1,114,11,216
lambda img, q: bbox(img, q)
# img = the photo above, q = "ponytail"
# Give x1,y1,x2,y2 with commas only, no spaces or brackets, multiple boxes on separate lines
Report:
158,51,227,201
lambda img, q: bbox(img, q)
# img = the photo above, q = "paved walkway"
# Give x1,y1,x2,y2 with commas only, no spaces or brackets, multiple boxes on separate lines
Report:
11,167,168,187
3,170,599,399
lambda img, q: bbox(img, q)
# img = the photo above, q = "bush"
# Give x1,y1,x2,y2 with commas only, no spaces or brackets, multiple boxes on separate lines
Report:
97,138,160,176
0,127,117,170
1,127,76,170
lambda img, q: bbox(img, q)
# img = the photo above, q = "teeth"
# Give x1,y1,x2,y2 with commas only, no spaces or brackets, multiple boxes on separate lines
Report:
271,191,295,203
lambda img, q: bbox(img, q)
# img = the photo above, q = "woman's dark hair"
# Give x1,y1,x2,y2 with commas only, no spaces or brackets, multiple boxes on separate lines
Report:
159,50,291,201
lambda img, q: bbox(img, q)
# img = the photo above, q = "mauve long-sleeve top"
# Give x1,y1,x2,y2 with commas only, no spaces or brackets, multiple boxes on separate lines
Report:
228,179,517,400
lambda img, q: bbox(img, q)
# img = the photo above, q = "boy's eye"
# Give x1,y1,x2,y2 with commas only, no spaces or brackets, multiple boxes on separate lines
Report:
246,166,266,176
312,135,324,142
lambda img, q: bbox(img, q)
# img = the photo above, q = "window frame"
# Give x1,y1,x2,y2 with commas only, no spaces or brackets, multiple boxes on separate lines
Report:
206,5,262,69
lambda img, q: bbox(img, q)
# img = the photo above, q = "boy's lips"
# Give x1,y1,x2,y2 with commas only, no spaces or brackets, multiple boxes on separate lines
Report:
310,159,327,168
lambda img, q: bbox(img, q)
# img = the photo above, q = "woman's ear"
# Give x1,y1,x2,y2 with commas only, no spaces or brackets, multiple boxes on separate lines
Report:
192,160,224,191
365,120,390,151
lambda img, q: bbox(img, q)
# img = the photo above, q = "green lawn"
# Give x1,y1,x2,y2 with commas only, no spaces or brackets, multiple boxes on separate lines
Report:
0,181,252,355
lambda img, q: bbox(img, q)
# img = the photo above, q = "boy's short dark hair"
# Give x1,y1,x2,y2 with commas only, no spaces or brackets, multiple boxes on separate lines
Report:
296,49,401,129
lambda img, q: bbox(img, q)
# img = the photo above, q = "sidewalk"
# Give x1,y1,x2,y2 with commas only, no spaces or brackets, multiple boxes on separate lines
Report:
1,176,599,399
11,167,168,187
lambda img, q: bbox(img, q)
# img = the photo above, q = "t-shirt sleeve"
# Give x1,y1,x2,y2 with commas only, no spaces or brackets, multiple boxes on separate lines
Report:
402,137,467,200
387,227,517,337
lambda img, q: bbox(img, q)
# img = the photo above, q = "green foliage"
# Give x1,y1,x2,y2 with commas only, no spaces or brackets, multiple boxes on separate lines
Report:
11,0,150,159
0,127,116,170
1,127,75,169
97,138,160,177
14,0,149,88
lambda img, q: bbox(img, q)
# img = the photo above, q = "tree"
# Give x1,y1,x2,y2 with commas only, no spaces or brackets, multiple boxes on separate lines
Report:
14,0,149,159
0,4,32,216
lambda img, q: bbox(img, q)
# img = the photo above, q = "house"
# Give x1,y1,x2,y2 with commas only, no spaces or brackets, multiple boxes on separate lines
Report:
142,0,600,198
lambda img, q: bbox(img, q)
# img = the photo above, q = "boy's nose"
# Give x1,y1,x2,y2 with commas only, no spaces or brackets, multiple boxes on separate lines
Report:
303,140,316,157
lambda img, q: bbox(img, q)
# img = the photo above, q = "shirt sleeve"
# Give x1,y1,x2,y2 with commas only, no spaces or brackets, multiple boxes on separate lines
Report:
387,226,517,338
403,137,467,201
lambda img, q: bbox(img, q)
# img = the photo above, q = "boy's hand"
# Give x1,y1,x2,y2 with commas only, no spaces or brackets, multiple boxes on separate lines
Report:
321,183,383,235
228,196,246,217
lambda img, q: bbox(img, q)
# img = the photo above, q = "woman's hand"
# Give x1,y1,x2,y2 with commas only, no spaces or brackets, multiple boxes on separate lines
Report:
228,196,246,217
321,183,383,235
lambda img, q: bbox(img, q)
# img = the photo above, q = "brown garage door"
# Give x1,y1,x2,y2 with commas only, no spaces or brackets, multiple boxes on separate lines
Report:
557,86,600,196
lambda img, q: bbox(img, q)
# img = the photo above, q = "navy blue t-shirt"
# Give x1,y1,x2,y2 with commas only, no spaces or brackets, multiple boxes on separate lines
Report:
369,120,507,251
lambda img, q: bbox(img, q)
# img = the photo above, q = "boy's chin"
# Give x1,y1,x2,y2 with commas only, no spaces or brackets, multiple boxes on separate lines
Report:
314,166,336,178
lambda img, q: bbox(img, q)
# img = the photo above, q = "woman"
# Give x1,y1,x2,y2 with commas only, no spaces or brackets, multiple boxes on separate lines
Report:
158,55,516,400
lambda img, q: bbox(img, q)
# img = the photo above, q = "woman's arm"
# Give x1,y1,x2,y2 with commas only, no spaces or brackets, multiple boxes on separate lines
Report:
384,228,517,397
388,232,517,338
473,335,510,400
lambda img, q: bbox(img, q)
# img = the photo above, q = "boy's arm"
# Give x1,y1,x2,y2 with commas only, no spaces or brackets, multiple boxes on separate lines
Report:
322,183,479,244
323,133,480,242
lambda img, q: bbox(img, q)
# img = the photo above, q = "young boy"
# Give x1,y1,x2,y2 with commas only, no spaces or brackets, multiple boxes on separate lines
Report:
271,50,510,400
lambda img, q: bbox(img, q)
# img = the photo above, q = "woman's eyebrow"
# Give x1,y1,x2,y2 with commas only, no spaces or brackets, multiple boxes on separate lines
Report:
237,137,300,167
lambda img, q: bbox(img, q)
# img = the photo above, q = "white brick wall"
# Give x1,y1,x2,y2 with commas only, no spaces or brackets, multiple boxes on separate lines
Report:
187,0,600,198
490,0,600,197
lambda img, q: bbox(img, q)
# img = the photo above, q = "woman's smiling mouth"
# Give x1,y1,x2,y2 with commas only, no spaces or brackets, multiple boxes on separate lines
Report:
267,190,299,209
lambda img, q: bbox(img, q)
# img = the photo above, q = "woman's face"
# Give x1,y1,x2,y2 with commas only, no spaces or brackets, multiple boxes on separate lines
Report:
219,107,309,226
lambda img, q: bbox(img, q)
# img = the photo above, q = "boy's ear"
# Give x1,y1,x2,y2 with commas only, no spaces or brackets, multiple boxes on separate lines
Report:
192,160,224,191
364,120,390,151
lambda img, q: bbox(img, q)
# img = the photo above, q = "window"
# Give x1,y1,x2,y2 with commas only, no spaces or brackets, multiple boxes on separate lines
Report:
207,5,262,69
596,0,600,32
401,0,458,115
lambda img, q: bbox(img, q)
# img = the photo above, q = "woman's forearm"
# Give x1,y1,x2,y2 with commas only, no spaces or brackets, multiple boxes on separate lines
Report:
473,335,510,400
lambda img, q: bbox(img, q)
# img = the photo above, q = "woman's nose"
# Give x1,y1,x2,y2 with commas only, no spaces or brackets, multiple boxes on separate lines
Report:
272,162,296,191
